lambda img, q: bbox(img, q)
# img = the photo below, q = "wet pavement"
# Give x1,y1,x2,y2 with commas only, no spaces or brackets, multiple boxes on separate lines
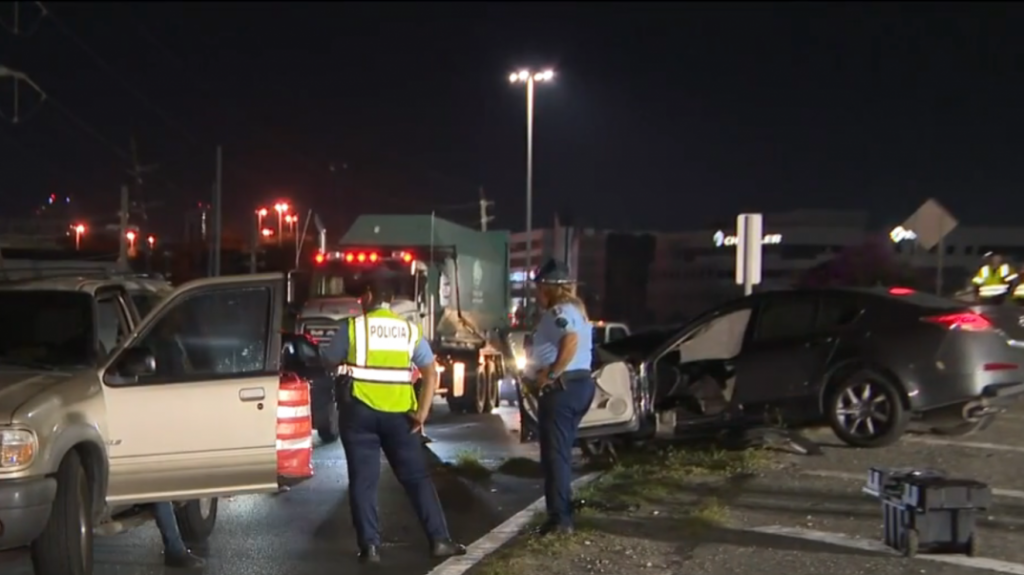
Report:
6,402,545,575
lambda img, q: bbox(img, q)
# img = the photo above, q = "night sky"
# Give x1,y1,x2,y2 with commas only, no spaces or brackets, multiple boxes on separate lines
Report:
2,2,1023,239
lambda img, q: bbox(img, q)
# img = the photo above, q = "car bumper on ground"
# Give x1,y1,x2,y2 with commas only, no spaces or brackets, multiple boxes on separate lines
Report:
919,382,1024,426
0,476,57,550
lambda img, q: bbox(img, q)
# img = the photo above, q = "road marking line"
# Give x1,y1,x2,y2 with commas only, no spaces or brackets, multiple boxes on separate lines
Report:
748,525,1024,574
905,436,1024,454
799,469,1024,501
425,471,602,575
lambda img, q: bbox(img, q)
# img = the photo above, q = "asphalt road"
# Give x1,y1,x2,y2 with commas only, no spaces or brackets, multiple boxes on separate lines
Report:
7,402,543,575
688,404,1024,574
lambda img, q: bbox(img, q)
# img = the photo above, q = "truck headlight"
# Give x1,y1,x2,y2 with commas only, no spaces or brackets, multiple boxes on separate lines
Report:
0,428,37,470
515,356,526,371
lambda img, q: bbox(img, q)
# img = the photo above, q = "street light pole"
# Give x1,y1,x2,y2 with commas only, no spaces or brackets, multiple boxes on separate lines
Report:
510,68,554,315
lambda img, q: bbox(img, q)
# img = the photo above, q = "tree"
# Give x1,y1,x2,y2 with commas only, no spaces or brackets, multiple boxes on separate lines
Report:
795,238,926,290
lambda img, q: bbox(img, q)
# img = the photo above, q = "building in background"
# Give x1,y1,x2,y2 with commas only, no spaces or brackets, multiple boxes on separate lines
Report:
649,210,872,322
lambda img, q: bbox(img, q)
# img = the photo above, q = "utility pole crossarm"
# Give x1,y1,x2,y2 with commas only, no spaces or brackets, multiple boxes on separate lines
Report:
478,186,494,232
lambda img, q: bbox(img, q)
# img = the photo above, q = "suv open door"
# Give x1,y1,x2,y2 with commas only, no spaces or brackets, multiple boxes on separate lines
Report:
100,273,285,504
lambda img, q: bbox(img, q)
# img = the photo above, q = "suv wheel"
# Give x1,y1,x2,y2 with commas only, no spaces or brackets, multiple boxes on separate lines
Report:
175,498,218,544
31,450,93,575
827,370,909,448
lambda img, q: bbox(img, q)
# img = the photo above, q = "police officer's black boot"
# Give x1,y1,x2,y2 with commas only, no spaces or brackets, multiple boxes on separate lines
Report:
535,519,575,536
430,539,467,558
358,545,382,564
164,550,206,569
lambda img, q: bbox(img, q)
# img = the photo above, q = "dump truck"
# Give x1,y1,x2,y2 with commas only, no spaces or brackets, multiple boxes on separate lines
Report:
294,214,514,414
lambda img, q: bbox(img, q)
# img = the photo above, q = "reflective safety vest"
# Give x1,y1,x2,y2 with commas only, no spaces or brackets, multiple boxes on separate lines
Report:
341,306,421,413
973,264,1015,298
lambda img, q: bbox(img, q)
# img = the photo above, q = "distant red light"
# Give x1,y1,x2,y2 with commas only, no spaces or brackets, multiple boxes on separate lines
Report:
402,252,413,263
369,252,379,263
344,253,354,263
357,252,367,263
889,287,915,295
314,253,325,264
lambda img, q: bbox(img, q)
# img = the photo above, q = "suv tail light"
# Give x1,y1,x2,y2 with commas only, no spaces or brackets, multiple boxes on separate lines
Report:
922,312,993,332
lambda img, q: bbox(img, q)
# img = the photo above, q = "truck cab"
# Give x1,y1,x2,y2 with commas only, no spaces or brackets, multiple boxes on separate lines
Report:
296,249,427,348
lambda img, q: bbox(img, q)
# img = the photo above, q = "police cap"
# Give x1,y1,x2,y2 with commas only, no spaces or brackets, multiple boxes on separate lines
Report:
532,258,574,284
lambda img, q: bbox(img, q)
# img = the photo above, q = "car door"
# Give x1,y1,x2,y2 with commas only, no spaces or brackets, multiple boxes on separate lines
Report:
100,273,284,505
732,294,838,405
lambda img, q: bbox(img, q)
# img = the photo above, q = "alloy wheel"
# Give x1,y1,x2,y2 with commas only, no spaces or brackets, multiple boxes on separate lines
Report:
835,382,892,438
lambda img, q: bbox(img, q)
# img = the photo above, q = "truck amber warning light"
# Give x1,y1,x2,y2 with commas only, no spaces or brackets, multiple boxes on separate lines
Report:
319,250,415,264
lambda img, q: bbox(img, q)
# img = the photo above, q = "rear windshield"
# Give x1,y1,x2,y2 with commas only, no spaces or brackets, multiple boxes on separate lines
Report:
0,290,95,368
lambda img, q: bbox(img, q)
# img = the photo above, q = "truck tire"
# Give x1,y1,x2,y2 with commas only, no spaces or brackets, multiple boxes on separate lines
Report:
31,450,93,575
175,498,218,544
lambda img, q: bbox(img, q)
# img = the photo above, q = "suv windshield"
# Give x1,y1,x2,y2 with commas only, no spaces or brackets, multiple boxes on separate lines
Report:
0,290,95,369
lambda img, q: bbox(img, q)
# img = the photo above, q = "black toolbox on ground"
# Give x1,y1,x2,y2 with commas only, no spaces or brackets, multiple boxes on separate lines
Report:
865,467,991,557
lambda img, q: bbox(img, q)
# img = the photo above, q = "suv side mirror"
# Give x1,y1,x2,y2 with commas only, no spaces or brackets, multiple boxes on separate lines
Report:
118,347,157,378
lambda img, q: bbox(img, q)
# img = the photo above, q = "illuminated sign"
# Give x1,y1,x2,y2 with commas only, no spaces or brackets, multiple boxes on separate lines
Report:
889,226,917,243
712,230,782,247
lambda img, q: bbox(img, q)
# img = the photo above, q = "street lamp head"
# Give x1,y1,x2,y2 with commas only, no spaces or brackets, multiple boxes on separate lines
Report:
261,228,273,237
257,208,268,216
73,224,85,233
147,235,155,246
126,231,136,241
510,69,554,84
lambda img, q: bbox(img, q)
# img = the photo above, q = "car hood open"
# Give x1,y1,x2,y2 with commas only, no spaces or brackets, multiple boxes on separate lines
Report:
0,370,71,424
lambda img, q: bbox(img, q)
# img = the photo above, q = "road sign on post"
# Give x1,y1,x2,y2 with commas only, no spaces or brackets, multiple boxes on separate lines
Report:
735,213,763,296
901,198,959,296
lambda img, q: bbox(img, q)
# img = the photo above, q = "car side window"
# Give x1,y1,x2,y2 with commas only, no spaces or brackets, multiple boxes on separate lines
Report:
96,294,130,359
817,296,863,331
607,327,628,342
754,298,817,342
134,287,272,381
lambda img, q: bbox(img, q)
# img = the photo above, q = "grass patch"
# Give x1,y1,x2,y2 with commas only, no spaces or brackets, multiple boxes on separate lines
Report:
471,445,773,575
447,449,493,482
496,456,544,478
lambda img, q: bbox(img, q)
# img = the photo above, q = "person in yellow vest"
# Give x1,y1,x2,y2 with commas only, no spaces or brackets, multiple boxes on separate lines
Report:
322,265,466,564
972,253,1016,304
1012,264,1024,306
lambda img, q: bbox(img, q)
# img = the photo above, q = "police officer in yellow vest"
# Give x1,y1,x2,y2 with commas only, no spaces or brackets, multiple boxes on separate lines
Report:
972,253,1017,304
323,265,466,563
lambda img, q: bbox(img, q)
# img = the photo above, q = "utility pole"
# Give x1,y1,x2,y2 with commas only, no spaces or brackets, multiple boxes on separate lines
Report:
478,187,494,232
210,145,223,277
117,185,129,268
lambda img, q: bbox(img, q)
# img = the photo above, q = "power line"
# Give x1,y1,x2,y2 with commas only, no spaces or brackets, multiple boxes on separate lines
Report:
37,1,204,147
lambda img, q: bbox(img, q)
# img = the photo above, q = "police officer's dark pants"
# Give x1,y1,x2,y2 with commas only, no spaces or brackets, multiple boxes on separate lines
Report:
538,372,596,527
340,399,450,548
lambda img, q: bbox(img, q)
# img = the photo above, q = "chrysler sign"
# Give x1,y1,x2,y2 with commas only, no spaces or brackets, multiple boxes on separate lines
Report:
713,230,782,247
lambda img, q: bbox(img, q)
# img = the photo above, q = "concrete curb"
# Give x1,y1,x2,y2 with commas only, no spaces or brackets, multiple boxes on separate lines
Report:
425,471,604,575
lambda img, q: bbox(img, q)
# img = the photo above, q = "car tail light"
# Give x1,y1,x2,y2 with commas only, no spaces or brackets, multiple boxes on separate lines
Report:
357,252,367,263
369,252,379,263
344,252,354,263
984,362,1018,371
314,253,325,264
922,312,993,332
889,287,915,295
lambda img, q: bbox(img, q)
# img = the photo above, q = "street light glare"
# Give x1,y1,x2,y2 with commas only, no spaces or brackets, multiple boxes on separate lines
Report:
508,73,518,83
517,70,529,81
542,70,554,80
